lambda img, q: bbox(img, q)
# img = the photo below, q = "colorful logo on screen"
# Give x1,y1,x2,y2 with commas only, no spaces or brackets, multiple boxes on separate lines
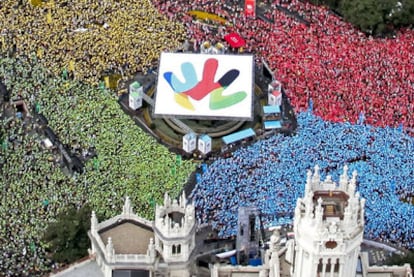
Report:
163,58,247,111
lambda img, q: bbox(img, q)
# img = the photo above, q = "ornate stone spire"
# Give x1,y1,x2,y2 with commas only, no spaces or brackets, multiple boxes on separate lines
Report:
360,198,366,225
348,170,358,196
306,169,312,193
312,164,320,186
147,237,156,259
122,196,133,215
180,191,187,208
315,197,324,226
106,237,115,262
339,164,349,189
164,192,170,206
305,190,314,218
91,211,98,232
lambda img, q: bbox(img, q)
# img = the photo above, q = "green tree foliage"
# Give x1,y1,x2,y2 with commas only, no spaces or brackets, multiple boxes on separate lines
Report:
42,204,92,263
310,0,413,36
386,250,414,271
388,0,414,27
339,0,391,35
309,0,341,11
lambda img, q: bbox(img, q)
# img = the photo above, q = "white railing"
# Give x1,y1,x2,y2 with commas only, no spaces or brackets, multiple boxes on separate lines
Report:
114,253,150,262
154,222,194,237
96,214,153,231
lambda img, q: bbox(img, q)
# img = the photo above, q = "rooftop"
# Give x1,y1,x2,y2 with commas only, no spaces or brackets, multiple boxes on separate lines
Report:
313,190,350,220
99,220,154,255
51,258,103,277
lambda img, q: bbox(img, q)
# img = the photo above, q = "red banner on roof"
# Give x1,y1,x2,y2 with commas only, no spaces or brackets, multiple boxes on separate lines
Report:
244,0,256,17
224,33,246,48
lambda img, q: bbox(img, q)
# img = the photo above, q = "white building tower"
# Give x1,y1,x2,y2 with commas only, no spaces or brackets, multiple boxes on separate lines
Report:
153,192,196,277
292,165,365,277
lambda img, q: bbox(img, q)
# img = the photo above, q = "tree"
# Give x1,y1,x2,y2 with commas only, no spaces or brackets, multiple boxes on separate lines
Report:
340,0,386,34
386,250,414,271
309,0,341,11
387,0,414,28
42,204,92,264
339,0,414,36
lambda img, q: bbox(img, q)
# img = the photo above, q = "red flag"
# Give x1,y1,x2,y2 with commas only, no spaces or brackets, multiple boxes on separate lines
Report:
224,33,246,48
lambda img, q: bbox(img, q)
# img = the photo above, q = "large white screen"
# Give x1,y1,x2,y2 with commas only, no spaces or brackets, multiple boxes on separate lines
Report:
154,52,253,120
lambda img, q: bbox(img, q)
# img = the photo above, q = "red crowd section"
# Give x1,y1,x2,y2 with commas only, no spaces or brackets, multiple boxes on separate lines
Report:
153,0,414,131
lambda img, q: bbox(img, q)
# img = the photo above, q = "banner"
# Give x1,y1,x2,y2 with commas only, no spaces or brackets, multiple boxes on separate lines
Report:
224,33,246,48
188,10,228,25
244,0,256,17
155,52,254,120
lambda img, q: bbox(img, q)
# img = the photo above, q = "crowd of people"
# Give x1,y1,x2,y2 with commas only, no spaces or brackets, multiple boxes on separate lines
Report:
0,0,413,276
153,0,414,131
0,0,186,84
0,56,196,275
1,0,412,129
191,112,414,249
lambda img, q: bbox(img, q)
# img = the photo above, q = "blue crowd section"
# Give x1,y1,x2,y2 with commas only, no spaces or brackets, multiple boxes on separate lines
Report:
222,128,256,145
191,112,414,249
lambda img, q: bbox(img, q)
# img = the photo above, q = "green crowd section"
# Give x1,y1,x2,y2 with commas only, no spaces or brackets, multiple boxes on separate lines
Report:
0,55,197,274
0,1,195,274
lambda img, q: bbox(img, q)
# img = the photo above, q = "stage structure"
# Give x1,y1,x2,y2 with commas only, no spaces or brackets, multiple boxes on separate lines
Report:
154,52,254,120
198,134,212,155
268,80,282,106
182,132,197,153
262,105,282,131
129,81,143,110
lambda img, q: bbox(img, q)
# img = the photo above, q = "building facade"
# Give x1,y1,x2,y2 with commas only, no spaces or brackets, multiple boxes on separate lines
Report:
88,192,196,277
292,165,365,277
86,165,412,277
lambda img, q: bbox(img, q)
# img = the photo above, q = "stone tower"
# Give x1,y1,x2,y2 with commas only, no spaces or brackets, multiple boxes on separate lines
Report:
292,165,365,277
153,192,196,267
